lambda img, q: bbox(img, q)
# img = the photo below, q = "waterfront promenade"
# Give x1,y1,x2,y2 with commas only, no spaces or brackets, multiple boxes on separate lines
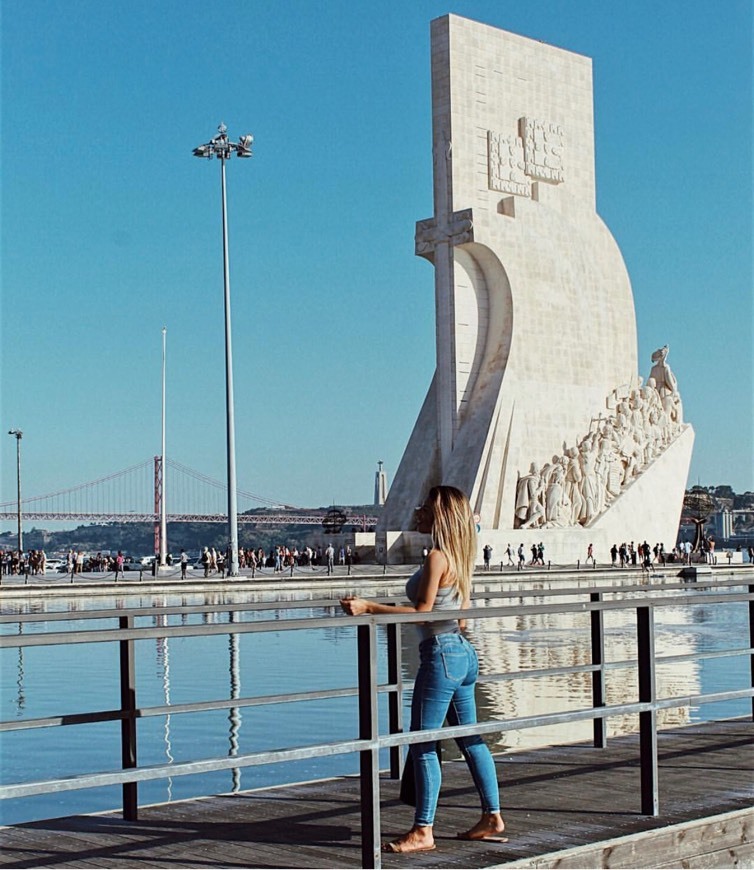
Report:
1,718,751,868
2,558,751,596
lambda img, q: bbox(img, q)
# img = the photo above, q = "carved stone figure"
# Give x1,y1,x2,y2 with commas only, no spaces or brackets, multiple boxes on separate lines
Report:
649,345,683,425
515,463,545,528
544,462,568,527
564,447,584,525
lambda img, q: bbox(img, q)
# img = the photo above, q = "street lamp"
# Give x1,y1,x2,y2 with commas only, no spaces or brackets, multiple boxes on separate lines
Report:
7,429,22,554
193,123,253,578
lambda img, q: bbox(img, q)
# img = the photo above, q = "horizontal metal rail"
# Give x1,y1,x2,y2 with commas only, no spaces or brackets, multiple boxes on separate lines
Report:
2,589,750,649
1,580,751,869
3,689,752,802
1,575,746,626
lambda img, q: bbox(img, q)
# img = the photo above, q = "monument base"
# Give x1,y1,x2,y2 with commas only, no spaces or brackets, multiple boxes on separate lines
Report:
680,565,713,580
378,425,694,567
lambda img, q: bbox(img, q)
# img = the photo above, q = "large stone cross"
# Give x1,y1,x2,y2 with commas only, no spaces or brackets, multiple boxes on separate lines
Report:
414,135,475,474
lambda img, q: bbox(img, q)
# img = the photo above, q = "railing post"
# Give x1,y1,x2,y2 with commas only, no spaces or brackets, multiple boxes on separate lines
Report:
386,620,403,779
590,592,606,748
749,584,754,722
637,605,659,815
119,615,138,821
358,622,382,869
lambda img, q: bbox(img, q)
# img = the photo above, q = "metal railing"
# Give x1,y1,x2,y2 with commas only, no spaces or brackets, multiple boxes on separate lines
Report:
1,576,752,869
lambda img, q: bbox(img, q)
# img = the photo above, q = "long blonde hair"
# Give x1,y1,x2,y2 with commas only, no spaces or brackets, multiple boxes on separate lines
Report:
427,485,476,601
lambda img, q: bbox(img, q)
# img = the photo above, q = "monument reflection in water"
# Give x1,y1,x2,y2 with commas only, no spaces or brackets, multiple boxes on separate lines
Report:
0,581,749,825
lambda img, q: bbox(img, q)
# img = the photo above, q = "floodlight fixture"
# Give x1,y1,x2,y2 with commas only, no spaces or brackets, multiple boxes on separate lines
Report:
192,123,254,161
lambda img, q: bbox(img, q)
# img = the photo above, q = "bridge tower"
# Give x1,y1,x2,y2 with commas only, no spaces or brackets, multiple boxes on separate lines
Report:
154,456,163,557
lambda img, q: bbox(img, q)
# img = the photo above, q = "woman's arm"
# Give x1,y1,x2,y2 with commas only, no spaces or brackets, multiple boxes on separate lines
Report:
459,596,470,631
339,597,416,616
340,550,448,617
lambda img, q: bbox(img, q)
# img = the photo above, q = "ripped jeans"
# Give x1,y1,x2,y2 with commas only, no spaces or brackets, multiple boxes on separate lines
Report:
410,631,501,826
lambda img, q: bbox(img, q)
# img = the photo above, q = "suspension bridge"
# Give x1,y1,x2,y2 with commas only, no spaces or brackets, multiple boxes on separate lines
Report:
0,458,378,529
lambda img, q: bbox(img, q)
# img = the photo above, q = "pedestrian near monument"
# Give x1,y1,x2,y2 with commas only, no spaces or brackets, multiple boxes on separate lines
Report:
483,544,492,571
340,486,505,853
585,543,595,565
114,551,124,580
180,549,188,579
325,543,335,575
505,543,514,566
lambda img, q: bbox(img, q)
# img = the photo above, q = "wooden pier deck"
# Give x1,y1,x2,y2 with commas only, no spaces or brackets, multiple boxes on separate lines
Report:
1,719,752,869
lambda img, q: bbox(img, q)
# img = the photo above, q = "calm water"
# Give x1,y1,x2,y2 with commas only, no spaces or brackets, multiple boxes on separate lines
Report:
1,575,750,825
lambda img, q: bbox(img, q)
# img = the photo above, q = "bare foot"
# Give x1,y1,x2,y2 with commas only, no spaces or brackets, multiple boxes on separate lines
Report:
382,825,436,853
457,812,507,842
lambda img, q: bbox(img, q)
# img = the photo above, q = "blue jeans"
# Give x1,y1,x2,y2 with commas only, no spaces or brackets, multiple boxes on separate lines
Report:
410,632,500,826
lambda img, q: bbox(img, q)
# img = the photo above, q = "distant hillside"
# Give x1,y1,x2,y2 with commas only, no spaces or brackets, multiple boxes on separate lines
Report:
0,504,384,557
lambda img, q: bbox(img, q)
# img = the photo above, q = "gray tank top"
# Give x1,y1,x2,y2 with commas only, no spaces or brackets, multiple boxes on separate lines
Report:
405,566,462,641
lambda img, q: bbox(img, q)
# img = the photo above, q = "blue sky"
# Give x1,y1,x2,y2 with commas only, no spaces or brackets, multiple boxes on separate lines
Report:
1,0,752,522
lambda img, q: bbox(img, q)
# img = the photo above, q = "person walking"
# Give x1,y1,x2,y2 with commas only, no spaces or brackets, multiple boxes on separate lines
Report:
340,486,505,853
585,543,595,565
180,549,189,580
325,543,335,575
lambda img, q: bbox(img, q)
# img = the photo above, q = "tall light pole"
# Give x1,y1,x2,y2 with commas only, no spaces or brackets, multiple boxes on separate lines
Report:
159,327,168,568
193,123,253,578
7,430,22,553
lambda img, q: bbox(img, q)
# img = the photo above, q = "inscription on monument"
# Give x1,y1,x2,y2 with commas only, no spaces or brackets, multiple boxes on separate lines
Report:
487,119,565,195
487,130,531,196
520,117,565,183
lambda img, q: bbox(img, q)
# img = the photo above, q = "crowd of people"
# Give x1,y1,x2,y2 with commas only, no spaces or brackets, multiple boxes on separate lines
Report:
3,539,752,579
0,549,132,577
0,549,48,576
476,539,752,571
194,543,359,577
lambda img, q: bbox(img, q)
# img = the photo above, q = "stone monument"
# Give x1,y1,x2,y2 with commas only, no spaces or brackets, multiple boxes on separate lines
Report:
376,14,694,564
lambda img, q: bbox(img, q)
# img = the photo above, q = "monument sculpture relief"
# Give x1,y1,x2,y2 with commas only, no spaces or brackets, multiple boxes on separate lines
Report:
513,347,687,530
376,15,694,563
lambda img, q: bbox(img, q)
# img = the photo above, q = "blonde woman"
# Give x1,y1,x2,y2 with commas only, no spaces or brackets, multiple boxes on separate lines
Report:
341,485,505,854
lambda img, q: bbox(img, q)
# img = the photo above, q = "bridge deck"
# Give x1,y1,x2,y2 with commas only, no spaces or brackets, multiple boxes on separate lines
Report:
1,719,752,869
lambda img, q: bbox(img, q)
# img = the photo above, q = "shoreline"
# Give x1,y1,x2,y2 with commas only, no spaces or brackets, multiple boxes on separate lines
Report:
1,562,751,599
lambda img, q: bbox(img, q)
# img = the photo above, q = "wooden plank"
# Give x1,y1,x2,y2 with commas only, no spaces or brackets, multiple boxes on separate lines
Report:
501,809,754,869
0,720,751,869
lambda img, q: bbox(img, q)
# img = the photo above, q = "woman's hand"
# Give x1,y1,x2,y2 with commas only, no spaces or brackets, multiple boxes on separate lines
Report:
340,595,371,616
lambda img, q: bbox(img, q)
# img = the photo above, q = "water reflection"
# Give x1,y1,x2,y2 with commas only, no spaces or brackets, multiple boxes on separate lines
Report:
466,603,696,751
155,635,174,801
15,623,25,715
228,612,241,792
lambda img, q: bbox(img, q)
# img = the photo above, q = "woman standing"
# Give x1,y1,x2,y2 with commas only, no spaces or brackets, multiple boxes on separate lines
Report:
340,485,505,854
